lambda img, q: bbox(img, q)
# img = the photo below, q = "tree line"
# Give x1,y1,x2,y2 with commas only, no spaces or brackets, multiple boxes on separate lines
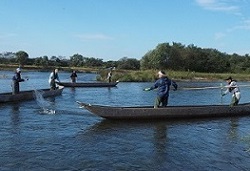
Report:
0,51,140,70
1,42,250,73
141,42,250,73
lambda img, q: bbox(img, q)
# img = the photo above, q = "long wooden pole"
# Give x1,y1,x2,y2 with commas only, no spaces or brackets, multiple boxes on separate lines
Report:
182,84,250,90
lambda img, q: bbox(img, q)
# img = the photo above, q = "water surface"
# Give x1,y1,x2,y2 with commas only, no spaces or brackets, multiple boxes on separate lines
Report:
0,71,250,170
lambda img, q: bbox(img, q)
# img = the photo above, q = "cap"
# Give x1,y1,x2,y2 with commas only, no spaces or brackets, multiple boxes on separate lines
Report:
158,70,166,76
16,68,21,72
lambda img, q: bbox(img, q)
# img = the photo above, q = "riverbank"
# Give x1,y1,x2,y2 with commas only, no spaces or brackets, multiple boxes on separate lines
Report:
1,64,250,82
99,70,250,82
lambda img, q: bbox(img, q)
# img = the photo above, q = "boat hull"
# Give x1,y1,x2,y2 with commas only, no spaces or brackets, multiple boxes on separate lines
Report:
77,101,250,120
56,81,118,87
0,87,64,103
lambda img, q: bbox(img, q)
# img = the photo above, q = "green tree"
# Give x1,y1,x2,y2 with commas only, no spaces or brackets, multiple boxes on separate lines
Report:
117,57,140,70
104,60,118,69
140,50,153,70
16,50,29,66
70,54,84,67
85,57,103,67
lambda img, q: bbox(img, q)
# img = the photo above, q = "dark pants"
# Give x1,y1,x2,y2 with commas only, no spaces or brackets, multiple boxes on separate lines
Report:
50,80,56,90
12,82,20,95
154,95,169,108
230,96,239,106
71,77,76,83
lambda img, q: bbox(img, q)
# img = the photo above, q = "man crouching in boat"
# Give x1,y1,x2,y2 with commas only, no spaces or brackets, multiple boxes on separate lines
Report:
222,76,241,106
12,68,25,94
144,71,177,108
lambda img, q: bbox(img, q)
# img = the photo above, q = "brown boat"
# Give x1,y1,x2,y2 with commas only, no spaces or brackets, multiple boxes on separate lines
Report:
56,81,119,87
77,101,250,120
0,86,64,103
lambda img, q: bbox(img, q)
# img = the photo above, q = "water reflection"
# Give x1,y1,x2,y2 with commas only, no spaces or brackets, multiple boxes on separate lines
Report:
11,103,20,123
154,123,167,153
70,87,76,93
10,103,21,134
152,123,168,168
80,120,125,135
228,118,239,140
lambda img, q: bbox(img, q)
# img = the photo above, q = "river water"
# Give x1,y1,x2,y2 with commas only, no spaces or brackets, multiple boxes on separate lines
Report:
1,71,250,170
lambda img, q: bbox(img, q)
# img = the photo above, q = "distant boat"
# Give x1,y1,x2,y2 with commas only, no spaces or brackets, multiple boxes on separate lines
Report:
0,86,64,103
77,101,250,120
56,81,119,88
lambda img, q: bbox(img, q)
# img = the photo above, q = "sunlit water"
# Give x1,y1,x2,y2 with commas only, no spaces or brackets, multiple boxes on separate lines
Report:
1,71,250,170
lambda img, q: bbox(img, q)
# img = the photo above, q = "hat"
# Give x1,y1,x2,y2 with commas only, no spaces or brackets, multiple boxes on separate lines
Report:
158,70,166,76
225,76,232,80
16,68,21,72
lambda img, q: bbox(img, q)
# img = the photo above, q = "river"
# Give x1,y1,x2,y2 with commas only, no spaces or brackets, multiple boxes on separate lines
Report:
0,70,250,170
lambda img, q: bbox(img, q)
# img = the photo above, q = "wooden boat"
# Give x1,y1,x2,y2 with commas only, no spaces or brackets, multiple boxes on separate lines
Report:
77,101,250,120
0,86,64,103
56,81,119,87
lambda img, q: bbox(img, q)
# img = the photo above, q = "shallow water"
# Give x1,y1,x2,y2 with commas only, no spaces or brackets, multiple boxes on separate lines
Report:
1,71,250,170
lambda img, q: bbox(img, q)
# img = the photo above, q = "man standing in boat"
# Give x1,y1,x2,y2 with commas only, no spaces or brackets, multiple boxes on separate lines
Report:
12,67,25,94
49,68,60,90
107,70,112,83
222,76,241,106
70,70,77,83
144,70,177,108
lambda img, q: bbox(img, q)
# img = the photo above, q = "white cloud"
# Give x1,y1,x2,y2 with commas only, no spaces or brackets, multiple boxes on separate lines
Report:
74,33,114,41
214,32,226,40
195,0,239,13
227,19,250,32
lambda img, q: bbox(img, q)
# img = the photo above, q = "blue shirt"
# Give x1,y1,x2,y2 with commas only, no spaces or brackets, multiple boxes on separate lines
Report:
12,72,24,83
150,77,177,98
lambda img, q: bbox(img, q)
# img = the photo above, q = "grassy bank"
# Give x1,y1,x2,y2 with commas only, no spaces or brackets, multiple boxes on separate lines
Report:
1,64,250,82
99,70,250,82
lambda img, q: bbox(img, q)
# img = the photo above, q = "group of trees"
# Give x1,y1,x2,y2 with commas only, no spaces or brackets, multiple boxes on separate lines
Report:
1,42,250,73
40,54,140,70
0,51,141,70
141,42,250,73
0,51,29,66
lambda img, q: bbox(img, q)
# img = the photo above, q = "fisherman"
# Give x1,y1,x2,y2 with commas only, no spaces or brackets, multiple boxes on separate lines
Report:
107,70,112,83
144,70,177,108
70,70,77,83
222,76,241,106
12,68,25,94
49,69,60,90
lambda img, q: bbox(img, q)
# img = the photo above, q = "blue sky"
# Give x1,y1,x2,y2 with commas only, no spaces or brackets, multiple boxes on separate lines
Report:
0,0,250,61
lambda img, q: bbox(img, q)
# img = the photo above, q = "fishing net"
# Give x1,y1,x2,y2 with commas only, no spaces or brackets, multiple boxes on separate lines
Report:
33,89,56,114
